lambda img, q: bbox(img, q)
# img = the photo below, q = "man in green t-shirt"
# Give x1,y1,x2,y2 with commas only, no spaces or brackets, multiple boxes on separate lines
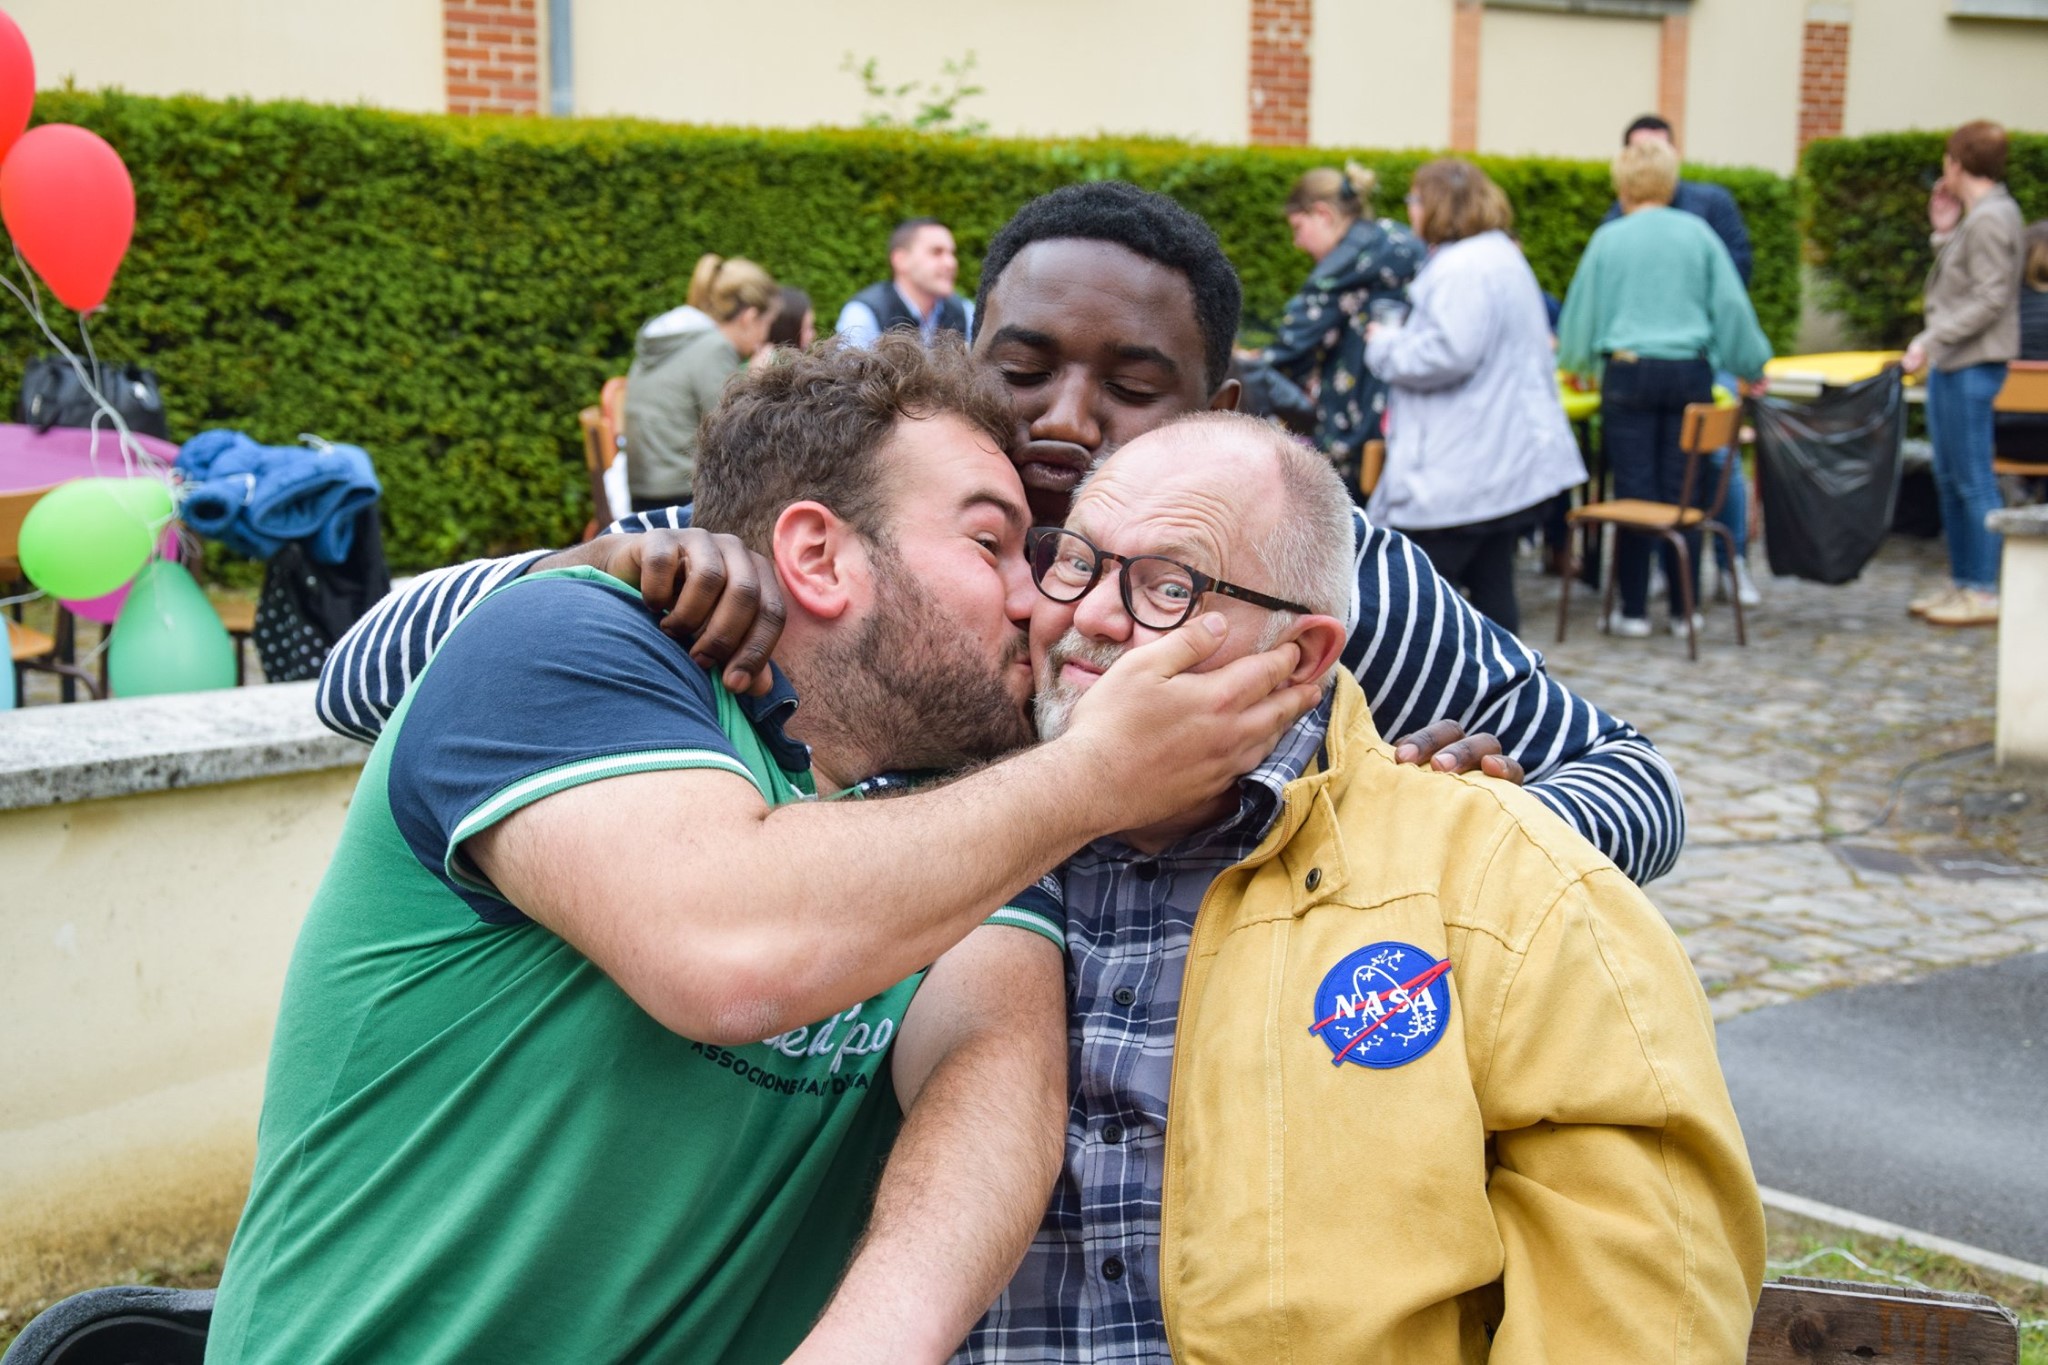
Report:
207,335,1318,1364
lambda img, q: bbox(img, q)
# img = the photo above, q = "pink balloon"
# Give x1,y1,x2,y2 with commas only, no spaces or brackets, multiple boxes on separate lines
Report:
0,11,31,162
0,123,136,312
58,528,180,624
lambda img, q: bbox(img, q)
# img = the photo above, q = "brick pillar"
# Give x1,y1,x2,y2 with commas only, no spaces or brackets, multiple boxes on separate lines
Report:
1249,0,1312,147
1656,12,1689,149
1797,7,1851,151
445,0,541,116
1449,0,1482,153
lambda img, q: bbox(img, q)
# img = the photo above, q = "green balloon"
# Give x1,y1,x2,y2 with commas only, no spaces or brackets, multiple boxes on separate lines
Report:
107,561,237,698
17,477,174,601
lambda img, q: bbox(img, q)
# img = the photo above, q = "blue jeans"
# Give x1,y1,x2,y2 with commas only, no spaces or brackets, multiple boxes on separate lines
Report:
1602,355,1716,619
1925,361,2007,591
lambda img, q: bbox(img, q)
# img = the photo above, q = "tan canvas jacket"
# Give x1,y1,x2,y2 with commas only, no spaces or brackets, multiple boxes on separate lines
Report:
1160,675,1764,1363
1919,184,2024,372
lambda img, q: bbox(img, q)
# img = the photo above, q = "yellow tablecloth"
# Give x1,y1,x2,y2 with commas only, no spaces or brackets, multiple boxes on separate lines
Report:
1764,350,1910,394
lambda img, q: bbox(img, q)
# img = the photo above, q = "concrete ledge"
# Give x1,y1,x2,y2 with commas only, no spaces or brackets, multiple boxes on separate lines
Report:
1987,505,2048,538
0,681,364,812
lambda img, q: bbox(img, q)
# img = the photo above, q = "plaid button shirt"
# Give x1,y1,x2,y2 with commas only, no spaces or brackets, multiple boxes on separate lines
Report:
958,694,1335,1365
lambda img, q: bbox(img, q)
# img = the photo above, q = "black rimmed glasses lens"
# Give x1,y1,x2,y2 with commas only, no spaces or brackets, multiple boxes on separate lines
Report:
1026,527,1316,630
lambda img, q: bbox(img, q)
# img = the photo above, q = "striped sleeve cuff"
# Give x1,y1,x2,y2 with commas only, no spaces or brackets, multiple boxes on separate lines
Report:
981,903,1065,949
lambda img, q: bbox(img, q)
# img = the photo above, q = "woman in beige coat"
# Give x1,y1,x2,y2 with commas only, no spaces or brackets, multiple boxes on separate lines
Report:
1902,121,2025,627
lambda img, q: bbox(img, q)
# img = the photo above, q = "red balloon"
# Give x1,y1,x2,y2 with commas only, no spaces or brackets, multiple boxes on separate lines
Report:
0,123,135,312
0,11,31,161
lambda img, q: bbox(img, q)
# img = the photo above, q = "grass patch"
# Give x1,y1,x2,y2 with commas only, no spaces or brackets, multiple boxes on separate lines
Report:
1768,1208,2048,1365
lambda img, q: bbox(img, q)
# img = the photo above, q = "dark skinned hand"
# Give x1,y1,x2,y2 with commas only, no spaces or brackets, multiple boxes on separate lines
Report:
1391,720,1526,785
530,529,786,696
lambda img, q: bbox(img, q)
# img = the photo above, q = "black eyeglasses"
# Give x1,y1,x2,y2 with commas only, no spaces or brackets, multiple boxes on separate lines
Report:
1026,527,1316,631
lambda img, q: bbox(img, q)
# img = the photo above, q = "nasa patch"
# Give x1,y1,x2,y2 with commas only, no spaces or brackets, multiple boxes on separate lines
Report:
1308,941,1453,1069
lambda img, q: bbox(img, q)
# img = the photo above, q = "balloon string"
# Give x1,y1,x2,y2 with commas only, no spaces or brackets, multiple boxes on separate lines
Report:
0,247,162,482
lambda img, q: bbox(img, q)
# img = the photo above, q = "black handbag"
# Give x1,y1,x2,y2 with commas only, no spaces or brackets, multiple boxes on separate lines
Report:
17,355,170,439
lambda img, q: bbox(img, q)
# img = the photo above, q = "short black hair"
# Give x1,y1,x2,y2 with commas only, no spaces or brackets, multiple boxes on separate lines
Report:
1623,114,1673,145
976,181,1241,392
890,217,946,254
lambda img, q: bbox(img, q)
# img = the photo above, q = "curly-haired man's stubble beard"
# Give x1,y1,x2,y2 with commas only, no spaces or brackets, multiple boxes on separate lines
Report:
798,546,1037,780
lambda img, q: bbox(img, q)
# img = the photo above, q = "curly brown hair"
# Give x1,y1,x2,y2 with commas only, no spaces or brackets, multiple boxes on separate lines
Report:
694,331,1015,555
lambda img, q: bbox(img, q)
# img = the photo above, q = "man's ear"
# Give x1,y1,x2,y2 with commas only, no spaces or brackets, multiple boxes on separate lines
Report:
771,502,866,621
1208,378,1243,412
1280,614,1348,686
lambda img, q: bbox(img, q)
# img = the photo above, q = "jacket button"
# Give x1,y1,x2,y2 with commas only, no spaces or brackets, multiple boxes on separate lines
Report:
1113,987,1138,1007
1304,867,1323,891
1102,1255,1125,1281
1103,1122,1125,1144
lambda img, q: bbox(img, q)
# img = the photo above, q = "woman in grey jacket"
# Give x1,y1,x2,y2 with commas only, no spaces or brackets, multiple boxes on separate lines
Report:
624,254,779,511
1902,121,2025,628
1364,160,1585,632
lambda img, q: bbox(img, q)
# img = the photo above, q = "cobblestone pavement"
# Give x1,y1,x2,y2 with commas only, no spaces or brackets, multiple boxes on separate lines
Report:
1538,532,2048,1020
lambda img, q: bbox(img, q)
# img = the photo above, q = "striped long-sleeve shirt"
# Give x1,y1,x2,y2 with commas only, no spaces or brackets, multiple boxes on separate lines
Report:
317,506,1684,883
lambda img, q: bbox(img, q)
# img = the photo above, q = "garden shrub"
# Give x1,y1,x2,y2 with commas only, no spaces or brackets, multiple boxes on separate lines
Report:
1804,130,2045,347
2,91,1800,569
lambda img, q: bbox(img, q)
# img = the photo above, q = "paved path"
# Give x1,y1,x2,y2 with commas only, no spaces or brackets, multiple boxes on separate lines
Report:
1538,532,2048,1021
1717,951,2048,1263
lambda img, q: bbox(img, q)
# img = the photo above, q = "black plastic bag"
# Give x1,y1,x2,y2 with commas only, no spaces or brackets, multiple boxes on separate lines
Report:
1753,368,1904,585
17,355,170,438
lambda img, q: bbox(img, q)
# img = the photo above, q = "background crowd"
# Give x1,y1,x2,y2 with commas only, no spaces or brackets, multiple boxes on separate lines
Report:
612,115,2040,647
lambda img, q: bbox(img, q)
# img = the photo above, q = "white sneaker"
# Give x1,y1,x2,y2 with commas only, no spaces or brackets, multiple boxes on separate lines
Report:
1669,612,1706,636
1909,584,1962,617
1732,560,1763,607
1605,611,1653,638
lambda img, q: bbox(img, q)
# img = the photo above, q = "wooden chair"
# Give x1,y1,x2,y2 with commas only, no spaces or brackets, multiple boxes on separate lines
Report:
1356,439,1385,498
1991,358,2048,480
580,377,627,540
214,598,256,685
1747,1277,2018,1363
1556,400,1747,662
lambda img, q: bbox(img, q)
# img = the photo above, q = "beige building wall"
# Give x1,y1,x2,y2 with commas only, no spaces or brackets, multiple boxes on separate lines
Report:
0,769,357,1308
1311,0,1453,151
1684,0,1805,172
1475,7,1660,161
573,0,1250,144
6,0,445,113
1842,0,2048,140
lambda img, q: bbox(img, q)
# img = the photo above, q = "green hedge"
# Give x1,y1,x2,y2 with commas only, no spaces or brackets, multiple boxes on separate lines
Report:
1804,130,2046,347
4,92,1799,570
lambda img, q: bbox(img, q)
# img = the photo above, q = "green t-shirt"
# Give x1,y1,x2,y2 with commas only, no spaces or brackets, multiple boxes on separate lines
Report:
209,569,1027,1362
1555,204,1773,380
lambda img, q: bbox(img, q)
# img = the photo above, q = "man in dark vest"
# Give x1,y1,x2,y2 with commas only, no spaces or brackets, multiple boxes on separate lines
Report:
836,217,975,347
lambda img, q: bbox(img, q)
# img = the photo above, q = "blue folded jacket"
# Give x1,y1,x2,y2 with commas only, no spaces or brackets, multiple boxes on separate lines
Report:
176,431,381,564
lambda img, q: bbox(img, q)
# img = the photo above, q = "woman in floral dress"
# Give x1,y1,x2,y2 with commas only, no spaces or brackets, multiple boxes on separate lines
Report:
1255,162,1424,494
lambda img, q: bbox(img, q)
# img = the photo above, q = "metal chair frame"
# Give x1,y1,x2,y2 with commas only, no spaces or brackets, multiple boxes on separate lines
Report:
1556,400,1748,663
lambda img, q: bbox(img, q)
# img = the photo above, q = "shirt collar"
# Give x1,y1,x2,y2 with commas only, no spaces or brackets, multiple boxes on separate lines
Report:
1227,686,1336,842
734,664,810,774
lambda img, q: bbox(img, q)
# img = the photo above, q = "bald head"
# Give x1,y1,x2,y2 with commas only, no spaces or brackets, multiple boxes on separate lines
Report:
1076,412,1356,628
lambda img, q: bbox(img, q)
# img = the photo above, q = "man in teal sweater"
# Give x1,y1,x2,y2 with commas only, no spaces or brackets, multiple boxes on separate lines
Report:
1557,137,1772,636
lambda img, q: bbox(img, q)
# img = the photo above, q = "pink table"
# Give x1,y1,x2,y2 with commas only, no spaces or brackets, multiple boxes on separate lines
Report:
0,423,179,495
2,424,180,703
